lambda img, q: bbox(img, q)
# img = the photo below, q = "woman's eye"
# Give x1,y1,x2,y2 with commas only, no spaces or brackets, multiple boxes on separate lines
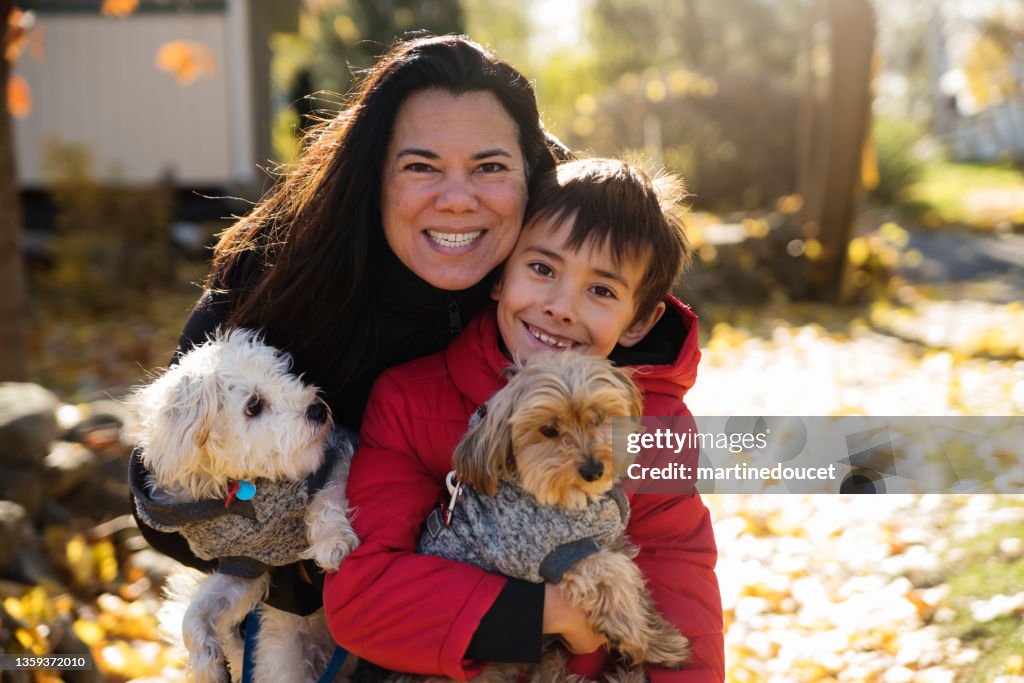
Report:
404,162,435,173
529,262,554,277
244,395,263,417
477,162,506,173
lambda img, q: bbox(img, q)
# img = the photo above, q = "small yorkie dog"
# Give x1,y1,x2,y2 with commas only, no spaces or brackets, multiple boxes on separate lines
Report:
130,328,359,683
370,351,689,683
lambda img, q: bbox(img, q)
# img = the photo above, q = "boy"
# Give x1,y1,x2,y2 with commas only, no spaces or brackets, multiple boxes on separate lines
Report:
326,159,724,682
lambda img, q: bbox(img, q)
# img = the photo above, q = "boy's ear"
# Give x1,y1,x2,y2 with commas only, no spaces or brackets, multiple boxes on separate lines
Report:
617,301,666,348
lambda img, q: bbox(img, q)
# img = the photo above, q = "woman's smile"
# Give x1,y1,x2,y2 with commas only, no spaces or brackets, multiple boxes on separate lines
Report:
424,229,485,251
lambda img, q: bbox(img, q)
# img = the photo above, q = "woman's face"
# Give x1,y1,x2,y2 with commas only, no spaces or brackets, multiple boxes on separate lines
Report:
381,89,528,291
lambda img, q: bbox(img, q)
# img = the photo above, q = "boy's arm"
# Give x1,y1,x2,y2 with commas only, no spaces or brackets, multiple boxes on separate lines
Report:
633,407,725,683
632,493,725,683
573,403,724,682
324,372,542,677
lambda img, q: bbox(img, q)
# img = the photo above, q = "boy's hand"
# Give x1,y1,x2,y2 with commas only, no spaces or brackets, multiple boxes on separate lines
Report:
543,583,608,654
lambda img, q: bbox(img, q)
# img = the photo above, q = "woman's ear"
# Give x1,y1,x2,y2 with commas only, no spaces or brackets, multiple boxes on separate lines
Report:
490,277,504,302
617,301,666,348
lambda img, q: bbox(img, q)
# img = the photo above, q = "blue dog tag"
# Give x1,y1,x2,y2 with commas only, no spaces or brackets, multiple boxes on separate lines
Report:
236,480,256,501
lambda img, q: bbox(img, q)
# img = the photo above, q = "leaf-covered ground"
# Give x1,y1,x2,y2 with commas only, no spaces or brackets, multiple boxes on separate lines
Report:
689,300,1024,683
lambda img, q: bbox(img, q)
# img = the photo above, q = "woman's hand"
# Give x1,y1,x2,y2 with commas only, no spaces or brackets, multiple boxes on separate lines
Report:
542,583,608,654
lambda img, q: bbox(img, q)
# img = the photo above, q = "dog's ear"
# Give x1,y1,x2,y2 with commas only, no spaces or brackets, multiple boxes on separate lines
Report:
452,395,516,496
135,366,220,490
616,366,645,420
609,365,645,480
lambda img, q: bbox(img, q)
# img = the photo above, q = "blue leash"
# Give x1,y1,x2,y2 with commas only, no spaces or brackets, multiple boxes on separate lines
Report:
241,609,348,683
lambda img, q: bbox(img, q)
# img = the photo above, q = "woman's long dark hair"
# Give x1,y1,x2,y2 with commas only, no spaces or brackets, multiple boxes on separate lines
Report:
208,35,556,389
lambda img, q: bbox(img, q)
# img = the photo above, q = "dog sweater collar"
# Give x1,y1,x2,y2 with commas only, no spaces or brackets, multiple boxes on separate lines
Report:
129,428,356,578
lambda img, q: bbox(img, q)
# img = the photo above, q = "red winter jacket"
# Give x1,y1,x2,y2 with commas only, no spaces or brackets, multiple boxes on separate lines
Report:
325,299,724,682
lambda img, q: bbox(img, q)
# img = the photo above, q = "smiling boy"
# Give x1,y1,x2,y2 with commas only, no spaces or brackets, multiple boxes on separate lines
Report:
493,158,688,361
329,159,725,682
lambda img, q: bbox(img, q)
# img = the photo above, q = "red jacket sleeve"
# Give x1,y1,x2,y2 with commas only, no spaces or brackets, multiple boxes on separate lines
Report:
569,400,725,682
635,401,724,683
323,373,507,679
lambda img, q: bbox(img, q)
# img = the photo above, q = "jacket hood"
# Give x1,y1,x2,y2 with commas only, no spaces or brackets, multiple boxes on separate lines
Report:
445,297,700,409
617,296,701,403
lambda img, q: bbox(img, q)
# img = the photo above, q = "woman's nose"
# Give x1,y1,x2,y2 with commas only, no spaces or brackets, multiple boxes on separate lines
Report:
434,172,478,213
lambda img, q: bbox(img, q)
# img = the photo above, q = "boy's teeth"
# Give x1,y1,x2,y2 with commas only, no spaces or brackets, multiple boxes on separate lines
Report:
426,230,482,248
529,325,572,348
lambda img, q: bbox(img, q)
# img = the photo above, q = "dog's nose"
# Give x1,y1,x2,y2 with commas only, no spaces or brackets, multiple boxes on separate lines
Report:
306,401,329,425
578,461,604,482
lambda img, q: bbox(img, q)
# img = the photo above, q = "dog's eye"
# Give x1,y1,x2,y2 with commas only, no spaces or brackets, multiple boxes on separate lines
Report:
244,395,263,417
539,425,559,439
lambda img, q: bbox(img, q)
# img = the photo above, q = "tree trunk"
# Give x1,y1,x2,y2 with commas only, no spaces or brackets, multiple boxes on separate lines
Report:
0,0,30,381
796,0,876,302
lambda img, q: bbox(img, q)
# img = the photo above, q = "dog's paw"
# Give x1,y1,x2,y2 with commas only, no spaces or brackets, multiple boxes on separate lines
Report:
303,525,360,572
306,486,361,572
187,643,231,683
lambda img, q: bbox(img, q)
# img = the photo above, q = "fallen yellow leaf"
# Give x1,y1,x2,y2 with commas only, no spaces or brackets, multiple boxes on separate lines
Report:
73,619,106,646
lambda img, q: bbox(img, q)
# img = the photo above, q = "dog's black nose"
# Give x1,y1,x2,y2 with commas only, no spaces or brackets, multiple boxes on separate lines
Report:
579,461,604,482
306,401,329,425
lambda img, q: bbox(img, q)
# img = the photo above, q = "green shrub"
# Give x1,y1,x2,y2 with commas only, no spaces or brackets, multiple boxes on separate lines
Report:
41,139,175,314
870,116,928,204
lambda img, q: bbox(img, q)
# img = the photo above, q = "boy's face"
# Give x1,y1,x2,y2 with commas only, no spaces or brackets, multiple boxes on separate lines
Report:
493,215,659,360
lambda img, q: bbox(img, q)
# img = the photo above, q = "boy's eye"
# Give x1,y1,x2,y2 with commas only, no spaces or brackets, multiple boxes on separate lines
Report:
591,285,616,299
529,262,554,277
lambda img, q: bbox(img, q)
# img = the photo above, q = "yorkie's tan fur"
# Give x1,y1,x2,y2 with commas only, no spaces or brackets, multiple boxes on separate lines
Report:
451,351,690,681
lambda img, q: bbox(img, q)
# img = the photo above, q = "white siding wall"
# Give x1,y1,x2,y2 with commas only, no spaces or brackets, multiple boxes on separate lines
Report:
13,12,242,187
947,97,1024,163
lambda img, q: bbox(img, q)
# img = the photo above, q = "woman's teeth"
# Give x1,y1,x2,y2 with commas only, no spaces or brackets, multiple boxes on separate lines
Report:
529,325,572,349
426,230,482,248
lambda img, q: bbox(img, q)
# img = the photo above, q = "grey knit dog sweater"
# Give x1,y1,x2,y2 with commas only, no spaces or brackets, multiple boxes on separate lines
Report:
130,428,357,579
419,479,630,584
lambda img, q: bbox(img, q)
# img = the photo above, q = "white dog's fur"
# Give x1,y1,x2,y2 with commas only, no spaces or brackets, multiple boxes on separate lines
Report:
134,328,358,683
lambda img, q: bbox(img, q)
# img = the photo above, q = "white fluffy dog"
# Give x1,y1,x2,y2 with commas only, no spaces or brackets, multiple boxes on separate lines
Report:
130,328,358,683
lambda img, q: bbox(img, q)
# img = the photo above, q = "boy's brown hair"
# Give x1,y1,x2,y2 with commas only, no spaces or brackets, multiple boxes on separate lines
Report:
523,158,692,326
